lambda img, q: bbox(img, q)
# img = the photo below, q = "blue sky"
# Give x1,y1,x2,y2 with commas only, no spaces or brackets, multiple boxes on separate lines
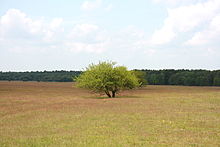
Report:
0,0,219,71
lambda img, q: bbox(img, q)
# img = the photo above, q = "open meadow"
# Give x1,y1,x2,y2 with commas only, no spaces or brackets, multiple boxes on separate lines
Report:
0,81,220,146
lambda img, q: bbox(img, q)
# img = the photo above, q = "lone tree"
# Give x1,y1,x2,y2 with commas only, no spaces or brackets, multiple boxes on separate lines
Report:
76,61,140,98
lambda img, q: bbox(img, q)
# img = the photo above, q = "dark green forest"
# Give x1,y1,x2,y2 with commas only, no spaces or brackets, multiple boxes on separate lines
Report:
141,69,220,86
0,71,81,82
0,70,220,86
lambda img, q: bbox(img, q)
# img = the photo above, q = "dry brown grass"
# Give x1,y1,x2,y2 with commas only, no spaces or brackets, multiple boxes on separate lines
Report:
0,81,220,146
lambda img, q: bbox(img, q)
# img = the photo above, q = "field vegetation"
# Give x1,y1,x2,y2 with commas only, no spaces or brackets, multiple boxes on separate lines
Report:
0,81,220,146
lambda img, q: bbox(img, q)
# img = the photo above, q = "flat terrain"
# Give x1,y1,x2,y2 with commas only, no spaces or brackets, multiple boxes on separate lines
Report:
0,81,220,146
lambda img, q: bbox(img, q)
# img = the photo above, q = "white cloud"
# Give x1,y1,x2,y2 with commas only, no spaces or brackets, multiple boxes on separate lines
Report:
0,9,64,41
0,9,43,38
67,25,149,53
67,23,109,53
0,9,150,54
65,42,108,53
81,0,102,11
106,26,147,51
50,18,63,30
151,24,175,45
0,9,63,52
150,0,220,45
186,14,220,45
69,23,99,38
0,9,110,54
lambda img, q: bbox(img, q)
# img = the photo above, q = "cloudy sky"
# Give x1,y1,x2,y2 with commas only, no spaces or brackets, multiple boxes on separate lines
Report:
0,0,220,71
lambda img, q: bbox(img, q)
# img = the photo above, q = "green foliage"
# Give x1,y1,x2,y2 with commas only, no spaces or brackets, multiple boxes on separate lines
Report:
0,71,81,82
167,70,213,86
143,69,218,86
76,61,140,97
132,70,148,86
213,71,220,86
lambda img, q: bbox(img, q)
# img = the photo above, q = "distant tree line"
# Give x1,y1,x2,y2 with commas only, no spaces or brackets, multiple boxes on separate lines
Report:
0,69,220,86
0,70,81,82
139,69,220,86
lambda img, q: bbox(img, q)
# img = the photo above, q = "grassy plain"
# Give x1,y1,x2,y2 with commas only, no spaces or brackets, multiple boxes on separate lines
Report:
0,81,220,146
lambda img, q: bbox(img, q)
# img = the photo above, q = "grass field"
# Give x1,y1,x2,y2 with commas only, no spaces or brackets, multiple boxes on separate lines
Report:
0,81,220,146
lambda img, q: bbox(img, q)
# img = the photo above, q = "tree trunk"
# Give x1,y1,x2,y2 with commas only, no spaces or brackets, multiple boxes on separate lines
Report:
105,91,111,98
112,91,116,98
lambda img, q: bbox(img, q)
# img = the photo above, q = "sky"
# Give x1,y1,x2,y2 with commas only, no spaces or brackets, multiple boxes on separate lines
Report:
0,0,220,71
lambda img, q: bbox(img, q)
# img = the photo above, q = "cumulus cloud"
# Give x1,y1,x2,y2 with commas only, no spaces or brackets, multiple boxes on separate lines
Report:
69,23,99,38
50,18,63,30
113,26,147,50
150,0,220,45
66,25,148,53
0,9,43,39
65,42,108,53
0,9,149,54
0,9,110,53
65,24,148,54
0,9,65,52
186,14,220,45
67,23,109,53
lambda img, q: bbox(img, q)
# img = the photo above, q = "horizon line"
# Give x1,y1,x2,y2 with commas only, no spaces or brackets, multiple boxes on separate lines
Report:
1,68,220,72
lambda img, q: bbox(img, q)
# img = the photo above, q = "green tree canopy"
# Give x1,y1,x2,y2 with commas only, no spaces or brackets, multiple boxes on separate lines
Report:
75,61,140,98
132,70,148,86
